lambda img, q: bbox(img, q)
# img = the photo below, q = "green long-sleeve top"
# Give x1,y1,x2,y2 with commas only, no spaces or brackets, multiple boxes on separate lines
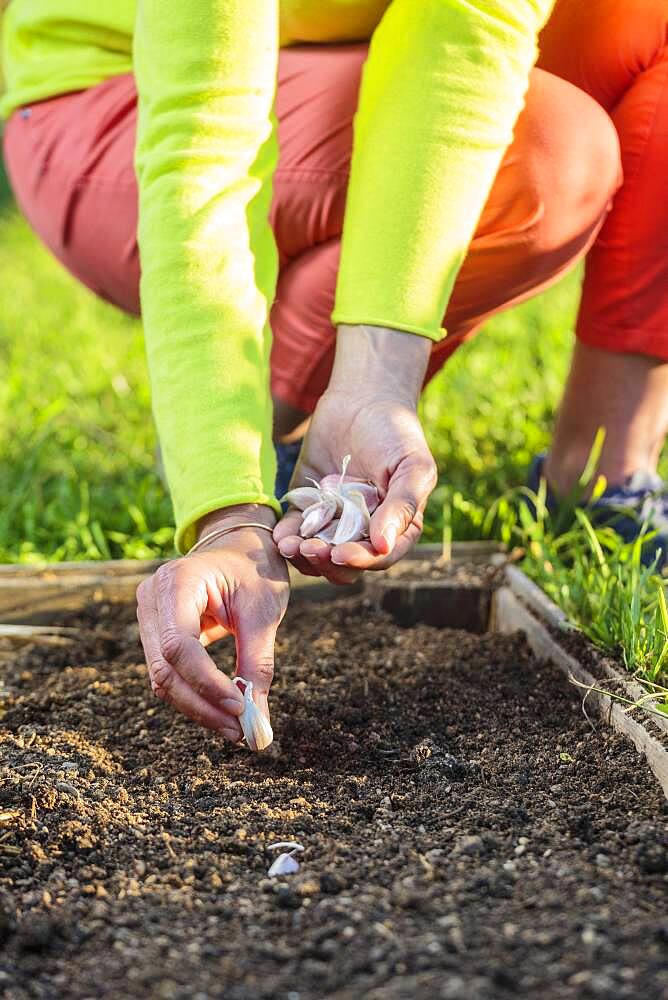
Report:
2,0,553,551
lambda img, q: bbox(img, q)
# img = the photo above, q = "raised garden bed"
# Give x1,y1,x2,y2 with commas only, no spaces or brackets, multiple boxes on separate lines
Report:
0,547,666,999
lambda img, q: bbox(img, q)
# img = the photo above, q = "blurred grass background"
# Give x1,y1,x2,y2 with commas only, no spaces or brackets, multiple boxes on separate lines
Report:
0,151,578,563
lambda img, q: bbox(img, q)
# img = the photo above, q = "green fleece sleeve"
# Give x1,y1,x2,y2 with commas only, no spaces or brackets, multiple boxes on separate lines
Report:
134,1,281,554
332,0,554,341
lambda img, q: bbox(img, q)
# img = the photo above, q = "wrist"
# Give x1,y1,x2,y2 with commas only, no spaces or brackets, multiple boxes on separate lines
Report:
196,503,277,543
329,324,431,406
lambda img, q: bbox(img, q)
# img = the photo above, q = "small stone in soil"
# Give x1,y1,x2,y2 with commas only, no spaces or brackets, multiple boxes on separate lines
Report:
15,915,63,954
273,886,302,910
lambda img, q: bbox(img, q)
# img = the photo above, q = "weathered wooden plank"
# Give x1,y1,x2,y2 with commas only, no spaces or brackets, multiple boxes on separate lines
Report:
0,542,503,623
0,558,162,579
0,563,355,622
494,586,668,800
505,564,567,627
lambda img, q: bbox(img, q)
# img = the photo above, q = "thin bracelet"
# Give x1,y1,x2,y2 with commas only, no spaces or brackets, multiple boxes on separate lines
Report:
187,521,275,556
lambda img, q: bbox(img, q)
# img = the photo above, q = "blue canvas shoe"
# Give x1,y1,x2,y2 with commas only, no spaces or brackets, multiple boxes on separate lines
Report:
527,452,668,568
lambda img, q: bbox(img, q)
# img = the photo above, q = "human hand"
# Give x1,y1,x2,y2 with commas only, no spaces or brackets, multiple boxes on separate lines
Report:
136,504,289,740
273,325,438,584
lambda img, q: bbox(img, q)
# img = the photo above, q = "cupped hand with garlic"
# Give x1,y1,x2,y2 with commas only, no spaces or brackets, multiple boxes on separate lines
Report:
274,325,438,585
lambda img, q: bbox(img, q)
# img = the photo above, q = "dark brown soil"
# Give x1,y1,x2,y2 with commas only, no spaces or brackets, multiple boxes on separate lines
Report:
386,558,503,589
0,596,666,1000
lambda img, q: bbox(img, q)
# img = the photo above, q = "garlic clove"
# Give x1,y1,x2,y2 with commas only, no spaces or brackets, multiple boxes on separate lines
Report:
342,481,380,513
282,457,379,545
318,475,380,513
266,842,304,878
332,490,371,545
280,486,323,511
315,518,340,543
268,852,301,877
319,472,350,492
299,493,340,538
232,678,273,751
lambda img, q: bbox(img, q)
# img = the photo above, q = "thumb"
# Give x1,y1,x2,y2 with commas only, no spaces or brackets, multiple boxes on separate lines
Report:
370,456,437,555
234,615,279,719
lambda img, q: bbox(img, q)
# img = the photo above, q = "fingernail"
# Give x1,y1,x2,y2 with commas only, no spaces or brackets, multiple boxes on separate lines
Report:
383,524,398,551
222,697,243,715
330,551,347,566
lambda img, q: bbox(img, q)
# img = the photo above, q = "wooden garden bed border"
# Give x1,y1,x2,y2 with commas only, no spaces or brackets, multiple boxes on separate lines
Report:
493,568,668,799
1,542,666,797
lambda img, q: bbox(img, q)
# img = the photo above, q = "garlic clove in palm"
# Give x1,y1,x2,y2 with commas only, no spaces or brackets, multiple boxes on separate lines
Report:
319,476,380,514
299,491,342,538
314,519,340,544
281,456,380,546
331,490,371,545
232,677,273,751
343,481,380,513
280,486,323,511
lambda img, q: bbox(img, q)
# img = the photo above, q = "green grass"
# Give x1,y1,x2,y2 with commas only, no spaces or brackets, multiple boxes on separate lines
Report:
1,161,666,697
0,201,173,562
495,478,668,699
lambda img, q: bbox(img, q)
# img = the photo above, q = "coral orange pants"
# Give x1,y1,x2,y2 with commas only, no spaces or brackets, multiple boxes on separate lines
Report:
3,1,667,417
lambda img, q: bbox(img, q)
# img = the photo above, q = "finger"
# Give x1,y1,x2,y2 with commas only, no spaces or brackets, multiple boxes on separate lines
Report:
276,531,310,563
369,457,437,556
275,512,359,582
273,511,304,547
234,612,280,721
152,564,245,712
200,612,231,646
277,542,324,578
331,518,423,570
298,538,361,585
137,582,243,739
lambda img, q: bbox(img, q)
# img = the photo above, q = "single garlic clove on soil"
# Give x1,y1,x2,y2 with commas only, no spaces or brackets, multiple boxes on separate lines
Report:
266,842,305,878
268,852,301,877
232,678,273,751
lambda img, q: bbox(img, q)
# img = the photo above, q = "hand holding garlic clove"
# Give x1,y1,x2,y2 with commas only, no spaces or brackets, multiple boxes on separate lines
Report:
273,333,438,585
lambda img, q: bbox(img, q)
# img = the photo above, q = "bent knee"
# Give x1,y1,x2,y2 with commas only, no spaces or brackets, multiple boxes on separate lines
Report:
521,69,622,251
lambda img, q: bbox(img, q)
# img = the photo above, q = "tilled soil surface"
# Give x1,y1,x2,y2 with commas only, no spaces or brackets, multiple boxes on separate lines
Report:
0,596,666,1000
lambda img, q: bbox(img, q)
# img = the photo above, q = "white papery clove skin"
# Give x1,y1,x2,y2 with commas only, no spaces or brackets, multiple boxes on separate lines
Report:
232,678,273,751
